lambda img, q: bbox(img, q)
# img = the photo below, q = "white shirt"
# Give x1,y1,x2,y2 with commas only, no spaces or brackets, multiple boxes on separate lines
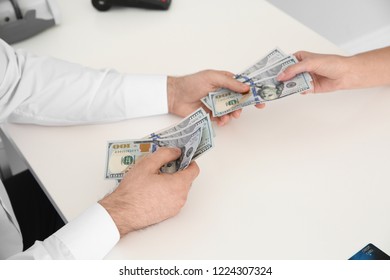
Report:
0,39,168,259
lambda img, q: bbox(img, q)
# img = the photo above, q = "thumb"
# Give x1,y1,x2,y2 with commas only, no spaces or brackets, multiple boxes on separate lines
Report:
277,51,317,81
277,61,310,81
142,147,181,173
216,71,250,93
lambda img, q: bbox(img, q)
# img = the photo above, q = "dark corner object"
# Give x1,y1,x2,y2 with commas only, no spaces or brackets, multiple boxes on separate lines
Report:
0,10,55,44
91,0,171,12
0,0,59,44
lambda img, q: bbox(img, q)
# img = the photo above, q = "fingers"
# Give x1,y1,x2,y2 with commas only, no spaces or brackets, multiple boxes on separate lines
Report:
231,109,242,119
176,161,200,183
255,103,266,109
139,148,200,183
293,50,313,61
277,51,316,81
277,62,310,81
140,147,181,173
215,71,250,93
216,114,230,126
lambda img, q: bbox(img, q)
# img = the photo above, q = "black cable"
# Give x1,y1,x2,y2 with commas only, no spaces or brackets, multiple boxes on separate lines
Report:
9,0,23,19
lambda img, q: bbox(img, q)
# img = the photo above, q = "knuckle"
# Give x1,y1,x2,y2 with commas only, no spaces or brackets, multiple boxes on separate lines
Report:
160,146,180,156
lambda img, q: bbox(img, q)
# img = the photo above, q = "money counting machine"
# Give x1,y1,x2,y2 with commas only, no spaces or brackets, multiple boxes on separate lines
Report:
0,0,60,44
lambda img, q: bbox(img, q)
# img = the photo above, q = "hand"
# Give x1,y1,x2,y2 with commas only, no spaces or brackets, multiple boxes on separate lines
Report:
168,70,265,126
99,147,200,237
277,51,352,93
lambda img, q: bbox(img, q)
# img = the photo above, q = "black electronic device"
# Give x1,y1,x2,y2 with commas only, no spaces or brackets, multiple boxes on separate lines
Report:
92,0,171,12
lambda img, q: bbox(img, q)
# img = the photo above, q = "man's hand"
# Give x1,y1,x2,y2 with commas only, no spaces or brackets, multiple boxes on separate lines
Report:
168,70,265,126
99,147,200,237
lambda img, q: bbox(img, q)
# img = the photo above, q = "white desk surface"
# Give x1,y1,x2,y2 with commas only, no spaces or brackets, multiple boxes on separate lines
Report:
2,0,390,259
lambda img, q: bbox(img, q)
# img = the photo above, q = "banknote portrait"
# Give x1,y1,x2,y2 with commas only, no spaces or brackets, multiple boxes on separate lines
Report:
255,82,284,101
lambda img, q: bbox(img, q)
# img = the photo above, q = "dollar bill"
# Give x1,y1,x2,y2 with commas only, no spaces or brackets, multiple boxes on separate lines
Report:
105,108,215,180
105,126,203,180
201,48,313,117
200,96,213,111
146,107,207,139
156,114,214,159
235,48,286,82
210,73,312,117
105,139,160,179
156,126,203,171
175,127,203,170
200,48,287,110
249,56,297,84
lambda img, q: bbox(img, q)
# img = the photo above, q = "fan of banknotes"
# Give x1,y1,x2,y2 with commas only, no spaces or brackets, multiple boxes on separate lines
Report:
105,48,313,180
201,48,313,117
105,108,214,180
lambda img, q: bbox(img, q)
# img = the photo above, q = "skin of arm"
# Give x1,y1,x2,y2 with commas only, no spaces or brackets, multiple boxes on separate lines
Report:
347,46,390,89
277,46,390,93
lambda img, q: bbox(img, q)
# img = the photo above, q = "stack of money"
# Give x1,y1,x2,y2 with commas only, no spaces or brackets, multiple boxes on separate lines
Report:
201,48,313,117
105,108,214,180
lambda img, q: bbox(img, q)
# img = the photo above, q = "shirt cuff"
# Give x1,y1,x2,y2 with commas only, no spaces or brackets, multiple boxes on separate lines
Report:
53,203,120,260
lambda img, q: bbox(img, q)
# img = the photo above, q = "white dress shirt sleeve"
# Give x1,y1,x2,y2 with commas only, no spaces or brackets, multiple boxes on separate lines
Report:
0,38,168,125
8,204,119,260
0,38,168,259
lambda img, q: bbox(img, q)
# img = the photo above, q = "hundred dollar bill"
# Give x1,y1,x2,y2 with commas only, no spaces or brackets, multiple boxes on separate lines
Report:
201,48,288,109
235,48,287,82
157,114,214,159
145,107,207,139
247,53,312,84
105,127,203,180
105,140,161,179
210,73,312,117
175,127,203,170
249,56,297,84
303,71,313,83
208,54,313,117
200,96,213,111
154,126,203,171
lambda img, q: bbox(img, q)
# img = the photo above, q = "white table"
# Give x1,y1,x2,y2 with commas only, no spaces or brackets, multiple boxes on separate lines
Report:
2,0,390,259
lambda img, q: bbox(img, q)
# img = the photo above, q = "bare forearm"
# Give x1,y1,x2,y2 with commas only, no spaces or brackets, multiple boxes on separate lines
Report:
346,46,390,89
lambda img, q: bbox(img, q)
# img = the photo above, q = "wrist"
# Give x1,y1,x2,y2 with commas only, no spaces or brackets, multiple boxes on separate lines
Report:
167,76,178,114
341,55,364,90
99,197,133,238
347,47,390,89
